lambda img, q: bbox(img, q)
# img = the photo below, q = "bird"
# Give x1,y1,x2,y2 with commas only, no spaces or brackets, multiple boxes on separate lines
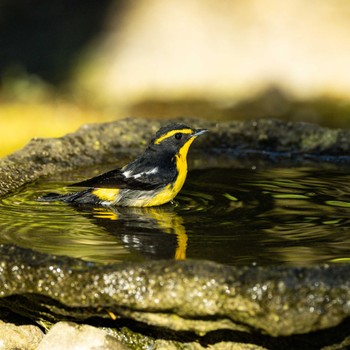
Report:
40,123,207,207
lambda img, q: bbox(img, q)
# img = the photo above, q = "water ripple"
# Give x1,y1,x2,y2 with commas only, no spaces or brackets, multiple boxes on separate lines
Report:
1,166,350,266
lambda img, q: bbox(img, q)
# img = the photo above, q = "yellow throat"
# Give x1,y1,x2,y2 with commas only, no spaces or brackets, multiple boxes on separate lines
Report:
172,137,195,194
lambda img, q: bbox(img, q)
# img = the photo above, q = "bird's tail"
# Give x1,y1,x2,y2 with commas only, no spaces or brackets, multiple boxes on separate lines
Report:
37,192,70,202
38,189,98,205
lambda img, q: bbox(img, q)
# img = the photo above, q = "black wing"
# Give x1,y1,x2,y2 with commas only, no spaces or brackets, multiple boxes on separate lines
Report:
69,168,162,191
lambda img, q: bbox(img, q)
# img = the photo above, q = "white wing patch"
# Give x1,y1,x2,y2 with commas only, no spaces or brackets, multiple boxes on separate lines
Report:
123,167,159,179
122,170,133,178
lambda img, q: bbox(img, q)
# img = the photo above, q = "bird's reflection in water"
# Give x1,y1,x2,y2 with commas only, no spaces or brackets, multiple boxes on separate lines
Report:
77,204,188,261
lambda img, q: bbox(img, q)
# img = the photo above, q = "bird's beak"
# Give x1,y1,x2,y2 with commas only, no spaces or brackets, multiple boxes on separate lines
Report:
192,128,208,137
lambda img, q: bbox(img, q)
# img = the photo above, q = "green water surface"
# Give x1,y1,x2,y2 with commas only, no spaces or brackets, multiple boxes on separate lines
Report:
1,165,350,266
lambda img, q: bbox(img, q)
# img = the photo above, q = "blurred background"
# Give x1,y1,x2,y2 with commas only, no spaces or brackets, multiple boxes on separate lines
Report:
2,0,350,157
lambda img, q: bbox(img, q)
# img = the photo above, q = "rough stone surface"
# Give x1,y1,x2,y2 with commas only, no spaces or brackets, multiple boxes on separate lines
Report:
37,322,129,350
0,319,44,350
0,244,349,338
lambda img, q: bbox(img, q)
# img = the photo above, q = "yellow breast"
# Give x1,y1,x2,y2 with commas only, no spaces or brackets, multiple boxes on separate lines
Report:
143,137,195,207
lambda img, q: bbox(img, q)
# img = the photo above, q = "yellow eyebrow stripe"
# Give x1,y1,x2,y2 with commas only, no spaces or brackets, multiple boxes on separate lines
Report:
92,188,120,201
154,129,193,144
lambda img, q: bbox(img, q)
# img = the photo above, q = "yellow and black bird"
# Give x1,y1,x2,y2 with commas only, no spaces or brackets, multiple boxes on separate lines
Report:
41,123,207,207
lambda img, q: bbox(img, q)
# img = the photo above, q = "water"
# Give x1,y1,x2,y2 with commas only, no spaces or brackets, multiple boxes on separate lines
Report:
1,164,350,266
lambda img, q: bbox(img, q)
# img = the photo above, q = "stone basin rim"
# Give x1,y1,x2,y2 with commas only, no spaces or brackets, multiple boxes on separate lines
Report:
1,243,350,337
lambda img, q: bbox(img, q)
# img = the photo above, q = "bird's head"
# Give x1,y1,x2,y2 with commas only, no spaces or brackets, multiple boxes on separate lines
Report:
150,123,207,156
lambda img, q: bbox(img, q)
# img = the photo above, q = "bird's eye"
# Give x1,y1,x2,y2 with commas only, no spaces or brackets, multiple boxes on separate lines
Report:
175,133,182,140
